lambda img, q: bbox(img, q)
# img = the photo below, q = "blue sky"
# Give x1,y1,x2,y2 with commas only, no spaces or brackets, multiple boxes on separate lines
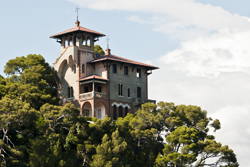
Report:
1,0,250,166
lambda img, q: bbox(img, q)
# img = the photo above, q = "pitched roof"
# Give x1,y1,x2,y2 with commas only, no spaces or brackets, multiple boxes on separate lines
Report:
88,54,159,70
79,74,108,82
50,24,105,38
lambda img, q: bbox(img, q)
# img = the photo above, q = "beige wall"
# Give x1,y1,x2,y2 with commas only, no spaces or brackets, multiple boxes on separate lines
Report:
53,46,79,103
94,62,107,79
79,51,95,79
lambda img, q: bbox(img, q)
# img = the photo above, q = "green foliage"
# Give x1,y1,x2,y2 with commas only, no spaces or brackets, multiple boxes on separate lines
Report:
94,45,105,56
3,54,58,110
154,101,238,167
0,55,238,167
0,75,6,100
91,129,128,167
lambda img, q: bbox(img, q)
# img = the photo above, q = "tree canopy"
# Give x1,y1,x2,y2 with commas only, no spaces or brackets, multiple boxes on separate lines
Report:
94,45,105,56
2,54,58,109
0,54,238,167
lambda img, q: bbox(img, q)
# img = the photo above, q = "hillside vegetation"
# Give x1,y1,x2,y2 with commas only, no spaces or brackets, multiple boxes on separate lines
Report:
0,55,238,167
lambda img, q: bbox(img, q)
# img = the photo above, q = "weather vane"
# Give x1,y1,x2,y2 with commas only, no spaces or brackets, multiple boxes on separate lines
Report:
106,35,110,49
75,5,80,21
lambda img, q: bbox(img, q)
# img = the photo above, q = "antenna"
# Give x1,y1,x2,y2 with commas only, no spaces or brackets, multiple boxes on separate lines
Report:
106,35,110,49
75,5,80,21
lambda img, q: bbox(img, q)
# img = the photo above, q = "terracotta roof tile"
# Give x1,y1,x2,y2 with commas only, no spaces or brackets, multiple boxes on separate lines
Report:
88,54,159,69
79,74,108,82
50,26,105,38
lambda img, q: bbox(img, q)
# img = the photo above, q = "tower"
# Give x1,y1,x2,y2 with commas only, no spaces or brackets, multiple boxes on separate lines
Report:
51,21,158,120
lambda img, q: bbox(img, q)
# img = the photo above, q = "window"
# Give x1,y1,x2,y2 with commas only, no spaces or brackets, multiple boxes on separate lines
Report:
68,87,70,98
125,107,128,116
64,39,68,47
124,66,128,75
128,88,130,97
84,87,89,93
97,86,102,93
113,105,117,120
118,84,123,96
136,68,141,78
112,64,117,73
82,64,85,73
69,37,73,46
119,106,123,118
68,87,74,98
70,87,73,97
137,87,141,98
87,37,91,46
82,35,86,46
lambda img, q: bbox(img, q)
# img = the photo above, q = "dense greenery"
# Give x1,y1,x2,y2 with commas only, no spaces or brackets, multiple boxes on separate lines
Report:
0,55,238,167
94,45,105,56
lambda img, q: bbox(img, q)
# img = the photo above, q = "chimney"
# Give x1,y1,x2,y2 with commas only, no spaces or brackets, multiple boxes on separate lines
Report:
105,48,111,55
75,20,80,27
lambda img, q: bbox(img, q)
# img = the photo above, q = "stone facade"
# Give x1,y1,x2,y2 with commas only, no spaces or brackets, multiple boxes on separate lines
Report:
51,21,158,120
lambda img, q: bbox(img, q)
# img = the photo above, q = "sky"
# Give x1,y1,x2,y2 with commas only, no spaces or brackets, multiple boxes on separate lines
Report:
0,0,250,165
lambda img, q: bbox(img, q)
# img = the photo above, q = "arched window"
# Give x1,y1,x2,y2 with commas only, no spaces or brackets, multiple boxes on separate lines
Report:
82,35,86,46
64,38,68,48
118,84,123,96
113,105,117,120
119,106,123,118
82,64,85,73
70,87,73,97
69,37,73,46
68,87,70,98
87,37,91,46
125,107,129,116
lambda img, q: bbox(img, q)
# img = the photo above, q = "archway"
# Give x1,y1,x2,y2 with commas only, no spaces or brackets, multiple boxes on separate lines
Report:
95,100,107,119
58,59,68,80
82,101,92,117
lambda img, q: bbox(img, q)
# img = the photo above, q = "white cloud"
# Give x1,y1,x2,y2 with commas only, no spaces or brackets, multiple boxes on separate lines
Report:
69,0,250,165
149,67,250,165
126,16,146,24
69,0,250,35
160,29,250,78
210,105,250,166
126,15,164,25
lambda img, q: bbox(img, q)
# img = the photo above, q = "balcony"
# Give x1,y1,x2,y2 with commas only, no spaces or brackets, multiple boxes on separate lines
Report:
145,99,156,104
132,98,156,106
60,97,75,104
79,91,107,99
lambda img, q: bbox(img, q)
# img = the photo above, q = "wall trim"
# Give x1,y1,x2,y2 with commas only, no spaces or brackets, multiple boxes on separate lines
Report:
111,102,131,109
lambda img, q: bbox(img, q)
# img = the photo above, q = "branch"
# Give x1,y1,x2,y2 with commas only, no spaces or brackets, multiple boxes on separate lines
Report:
2,129,8,143
61,127,70,132
5,136,15,148
176,143,180,152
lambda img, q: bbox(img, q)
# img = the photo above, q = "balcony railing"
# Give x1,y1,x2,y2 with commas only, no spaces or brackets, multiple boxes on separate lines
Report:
94,92,107,98
61,97,75,104
79,92,92,99
79,91,107,99
145,99,156,104
131,98,156,105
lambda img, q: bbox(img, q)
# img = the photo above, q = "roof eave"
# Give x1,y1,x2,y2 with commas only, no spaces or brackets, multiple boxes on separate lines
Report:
88,58,159,70
50,29,105,39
